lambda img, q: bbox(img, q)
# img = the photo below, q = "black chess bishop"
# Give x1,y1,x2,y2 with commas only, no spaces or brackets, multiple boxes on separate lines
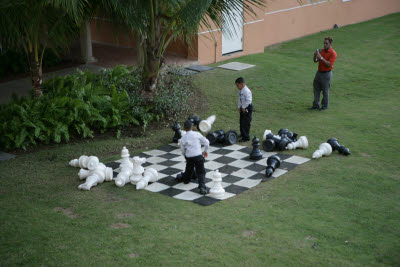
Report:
172,122,183,143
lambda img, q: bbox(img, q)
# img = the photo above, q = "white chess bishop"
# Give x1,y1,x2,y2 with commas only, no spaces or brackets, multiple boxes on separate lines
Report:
129,156,146,185
114,147,134,187
209,170,225,198
199,115,216,133
286,136,309,150
312,143,332,159
78,158,113,190
136,168,159,190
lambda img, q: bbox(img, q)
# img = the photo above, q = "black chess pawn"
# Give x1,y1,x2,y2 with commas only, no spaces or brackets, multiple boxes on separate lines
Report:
327,138,351,155
250,136,263,160
266,155,281,177
206,130,225,145
225,130,238,145
172,122,182,143
188,114,201,130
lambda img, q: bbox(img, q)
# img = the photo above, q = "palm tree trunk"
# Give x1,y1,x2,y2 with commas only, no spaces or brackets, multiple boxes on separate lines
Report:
29,53,43,98
142,44,163,100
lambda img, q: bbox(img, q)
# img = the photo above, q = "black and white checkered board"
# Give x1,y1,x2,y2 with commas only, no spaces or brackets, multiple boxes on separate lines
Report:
106,143,310,206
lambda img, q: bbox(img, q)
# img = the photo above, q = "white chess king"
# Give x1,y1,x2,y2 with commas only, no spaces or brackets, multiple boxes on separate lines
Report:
286,136,309,150
69,155,89,168
209,170,225,198
312,143,332,159
199,115,216,133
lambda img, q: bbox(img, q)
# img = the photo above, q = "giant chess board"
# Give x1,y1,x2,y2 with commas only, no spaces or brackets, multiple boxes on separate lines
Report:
106,143,310,206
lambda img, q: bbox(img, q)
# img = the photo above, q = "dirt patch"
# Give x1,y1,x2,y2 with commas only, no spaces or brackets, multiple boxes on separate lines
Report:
129,253,139,258
305,236,317,240
116,213,136,218
111,223,131,229
242,230,256,237
360,153,371,157
383,125,391,128
54,207,78,219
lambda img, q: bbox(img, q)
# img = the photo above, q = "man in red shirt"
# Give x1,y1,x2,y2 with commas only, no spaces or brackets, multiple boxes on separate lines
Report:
309,37,337,111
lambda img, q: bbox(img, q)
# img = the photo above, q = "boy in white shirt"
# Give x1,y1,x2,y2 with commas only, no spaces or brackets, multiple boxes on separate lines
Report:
236,77,253,142
178,120,209,195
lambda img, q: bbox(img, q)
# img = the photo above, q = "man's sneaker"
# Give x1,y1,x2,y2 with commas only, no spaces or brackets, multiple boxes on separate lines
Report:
308,106,319,110
319,107,328,111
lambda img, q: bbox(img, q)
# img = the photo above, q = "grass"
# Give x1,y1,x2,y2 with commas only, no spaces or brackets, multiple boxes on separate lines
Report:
1,13,399,266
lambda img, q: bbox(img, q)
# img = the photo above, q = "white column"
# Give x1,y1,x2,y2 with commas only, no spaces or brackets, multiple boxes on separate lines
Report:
80,21,97,64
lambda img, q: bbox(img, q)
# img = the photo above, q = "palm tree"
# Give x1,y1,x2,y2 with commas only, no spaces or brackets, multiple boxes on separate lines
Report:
0,0,89,97
103,0,265,100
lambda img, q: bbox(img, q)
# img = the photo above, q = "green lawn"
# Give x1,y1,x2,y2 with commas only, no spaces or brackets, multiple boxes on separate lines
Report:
1,13,399,266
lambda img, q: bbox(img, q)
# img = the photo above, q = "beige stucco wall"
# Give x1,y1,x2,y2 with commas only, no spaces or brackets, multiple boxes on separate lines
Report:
89,0,400,65
198,0,400,65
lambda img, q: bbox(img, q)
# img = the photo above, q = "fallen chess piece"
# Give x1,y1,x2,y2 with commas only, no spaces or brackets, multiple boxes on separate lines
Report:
206,130,237,145
129,156,146,185
69,155,89,168
250,136,263,160
78,162,113,190
327,138,351,156
209,170,225,198
312,143,332,159
199,115,216,133
188,114,201,130
266,155,281,177
136,168,159,190
286,136,308,150
114,147,134,187
278,128,298,142
172,122,184,143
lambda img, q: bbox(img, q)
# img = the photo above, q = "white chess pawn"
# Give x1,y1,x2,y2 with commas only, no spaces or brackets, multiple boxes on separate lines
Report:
263,130,272,141
69,155,89,168
312,143,332,159
286,136,309,150
199,115,216,133
209,170,225,198
129,156,146,185
78,163,113,190
120,146,133,170
114,169,132,187
136,168,159,190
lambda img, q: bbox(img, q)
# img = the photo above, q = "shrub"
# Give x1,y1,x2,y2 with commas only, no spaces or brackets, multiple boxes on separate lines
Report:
0,65,195,150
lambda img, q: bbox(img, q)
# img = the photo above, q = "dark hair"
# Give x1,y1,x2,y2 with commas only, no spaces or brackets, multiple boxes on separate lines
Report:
235,77,245,84
325,37,333,44
184,120,193,131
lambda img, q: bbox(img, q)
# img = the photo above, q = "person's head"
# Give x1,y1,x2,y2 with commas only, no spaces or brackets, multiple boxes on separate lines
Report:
184,120,194,131
235,77,245,90
324,37,333,50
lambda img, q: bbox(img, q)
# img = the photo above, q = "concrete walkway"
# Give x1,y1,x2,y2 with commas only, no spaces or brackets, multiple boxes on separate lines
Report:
0,43,198,104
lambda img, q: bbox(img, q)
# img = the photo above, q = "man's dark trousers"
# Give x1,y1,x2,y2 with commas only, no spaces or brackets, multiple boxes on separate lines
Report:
183,155,206,189
313,71,332,109
240,104,253,141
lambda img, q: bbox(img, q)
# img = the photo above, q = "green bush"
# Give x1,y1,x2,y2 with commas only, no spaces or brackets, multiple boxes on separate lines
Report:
0,65,195,150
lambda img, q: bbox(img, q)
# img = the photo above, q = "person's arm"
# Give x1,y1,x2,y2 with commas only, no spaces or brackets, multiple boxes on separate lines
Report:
200,135,209,158
318,56,332,67
180,139,186,156
241,88,252,112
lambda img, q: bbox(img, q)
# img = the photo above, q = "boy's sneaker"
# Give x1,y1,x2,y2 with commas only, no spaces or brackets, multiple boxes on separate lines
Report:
199,187,208,195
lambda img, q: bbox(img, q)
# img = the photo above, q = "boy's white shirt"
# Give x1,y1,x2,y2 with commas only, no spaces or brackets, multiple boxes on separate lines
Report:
180,130,209,158
238,85,252,109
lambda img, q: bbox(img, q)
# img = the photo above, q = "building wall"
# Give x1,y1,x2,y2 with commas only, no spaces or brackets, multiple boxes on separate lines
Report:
89,0,400,65
198,0,400,65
